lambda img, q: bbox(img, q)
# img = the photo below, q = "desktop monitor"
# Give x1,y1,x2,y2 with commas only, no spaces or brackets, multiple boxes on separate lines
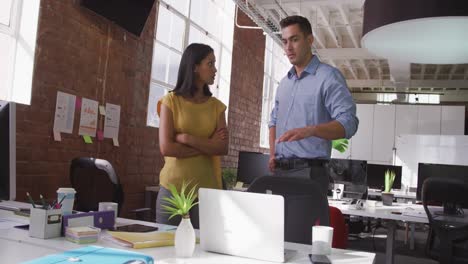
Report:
236,151,271,184
0,101,16,201
417,163,468,201
327,158,367,199
367,164,402,190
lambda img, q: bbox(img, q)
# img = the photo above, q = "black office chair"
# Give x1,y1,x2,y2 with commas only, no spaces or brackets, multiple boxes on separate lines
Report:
422,176,468,264
70,158,150,220
247,176,330,244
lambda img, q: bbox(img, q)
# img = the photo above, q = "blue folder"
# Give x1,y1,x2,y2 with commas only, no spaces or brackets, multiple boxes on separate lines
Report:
23,246,154,264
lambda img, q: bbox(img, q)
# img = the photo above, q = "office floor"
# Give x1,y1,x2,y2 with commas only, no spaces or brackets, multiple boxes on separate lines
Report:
346,221,438,264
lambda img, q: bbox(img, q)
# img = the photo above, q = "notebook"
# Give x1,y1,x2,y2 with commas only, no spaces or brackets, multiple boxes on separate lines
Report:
199,188,293,262
107,231,176,249
22,246,154,264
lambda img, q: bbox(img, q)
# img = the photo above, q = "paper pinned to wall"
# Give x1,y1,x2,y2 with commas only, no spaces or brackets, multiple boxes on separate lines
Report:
78,98,99,136
53,91,76,134
104,103,120,139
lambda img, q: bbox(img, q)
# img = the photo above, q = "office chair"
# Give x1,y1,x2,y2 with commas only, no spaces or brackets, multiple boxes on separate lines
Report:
70,158,150,220
247,176,330,244
329,206,348,249
422,176,468,264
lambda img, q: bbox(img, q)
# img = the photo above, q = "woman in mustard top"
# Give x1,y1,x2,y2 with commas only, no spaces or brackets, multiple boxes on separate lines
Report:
156,43,229,228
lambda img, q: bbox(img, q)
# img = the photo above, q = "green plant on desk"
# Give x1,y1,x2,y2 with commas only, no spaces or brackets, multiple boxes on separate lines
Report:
161,181,198,220
384,169,396,193
222,168,237,189
161,181,198,258
382,170,396,206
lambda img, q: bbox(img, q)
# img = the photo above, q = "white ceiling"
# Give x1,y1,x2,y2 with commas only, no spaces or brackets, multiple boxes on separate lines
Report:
235,0,468,101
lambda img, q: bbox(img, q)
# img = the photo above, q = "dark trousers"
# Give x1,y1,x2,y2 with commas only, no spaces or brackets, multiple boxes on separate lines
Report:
274,161,330,196
155,186,200,229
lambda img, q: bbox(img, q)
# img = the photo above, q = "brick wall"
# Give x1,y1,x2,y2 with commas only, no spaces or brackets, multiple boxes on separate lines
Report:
15,0,162,217
223,9,266,168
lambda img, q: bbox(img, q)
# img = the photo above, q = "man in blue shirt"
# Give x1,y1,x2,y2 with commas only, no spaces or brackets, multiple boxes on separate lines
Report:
269,15,359,194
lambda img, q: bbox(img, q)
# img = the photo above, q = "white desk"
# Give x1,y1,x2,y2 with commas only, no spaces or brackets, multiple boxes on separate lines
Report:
329,200,428,264
367,190,417,200
0,201,376,264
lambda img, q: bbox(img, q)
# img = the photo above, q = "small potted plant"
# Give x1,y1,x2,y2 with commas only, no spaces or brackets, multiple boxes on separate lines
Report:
381,169,396,206
161,181,198,258
222,168,237,189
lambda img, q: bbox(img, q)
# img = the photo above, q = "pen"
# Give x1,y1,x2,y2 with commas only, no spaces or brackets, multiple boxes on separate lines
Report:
39,194,46,209
56,194,67,209
26,192,36,208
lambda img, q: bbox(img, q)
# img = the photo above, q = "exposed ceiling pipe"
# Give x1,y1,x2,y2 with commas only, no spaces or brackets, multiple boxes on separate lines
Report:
235,5,263,30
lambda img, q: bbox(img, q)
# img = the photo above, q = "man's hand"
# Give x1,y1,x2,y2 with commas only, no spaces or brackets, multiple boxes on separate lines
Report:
268,157,276,172
211,127,229,140
277,126,314,142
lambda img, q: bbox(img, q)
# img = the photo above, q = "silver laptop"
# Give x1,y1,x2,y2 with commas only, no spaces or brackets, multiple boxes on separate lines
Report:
199,188,292,263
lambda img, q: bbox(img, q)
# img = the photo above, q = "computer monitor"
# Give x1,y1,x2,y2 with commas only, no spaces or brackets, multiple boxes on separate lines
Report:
367,164,402,190
236,151,271,184
0,101,16,201
327,158,367,199
417,163,468,201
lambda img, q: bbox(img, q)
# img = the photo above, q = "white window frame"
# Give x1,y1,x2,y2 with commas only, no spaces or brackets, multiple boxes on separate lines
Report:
0,0,40,105
147,0,234,127
259,36,290,148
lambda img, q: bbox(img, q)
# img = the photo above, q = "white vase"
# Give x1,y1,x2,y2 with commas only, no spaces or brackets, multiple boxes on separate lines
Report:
175,217,196,258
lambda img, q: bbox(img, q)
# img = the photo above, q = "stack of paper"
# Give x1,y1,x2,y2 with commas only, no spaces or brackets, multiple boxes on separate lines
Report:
66,226,100,244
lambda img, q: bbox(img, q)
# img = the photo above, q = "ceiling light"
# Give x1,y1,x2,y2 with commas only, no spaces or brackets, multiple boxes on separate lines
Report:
361,0,468,64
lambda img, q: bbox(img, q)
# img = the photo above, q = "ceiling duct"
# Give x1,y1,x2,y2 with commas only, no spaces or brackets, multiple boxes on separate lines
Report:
233,0,282,45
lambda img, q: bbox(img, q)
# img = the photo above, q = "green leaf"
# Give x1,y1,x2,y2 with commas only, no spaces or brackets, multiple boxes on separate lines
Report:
332,139,349,153
161,180,199,218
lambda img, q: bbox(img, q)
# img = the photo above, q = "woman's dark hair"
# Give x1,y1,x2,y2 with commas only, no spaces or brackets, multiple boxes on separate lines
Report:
173,43,214,97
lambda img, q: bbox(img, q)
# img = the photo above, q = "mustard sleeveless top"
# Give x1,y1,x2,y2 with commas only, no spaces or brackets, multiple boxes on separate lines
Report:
157,93,226,191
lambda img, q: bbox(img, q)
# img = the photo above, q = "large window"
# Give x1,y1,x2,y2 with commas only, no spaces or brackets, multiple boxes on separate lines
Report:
409,94,440,104
0,0,40,105
259,36,290,148
376,93,440,104
147,0,235,127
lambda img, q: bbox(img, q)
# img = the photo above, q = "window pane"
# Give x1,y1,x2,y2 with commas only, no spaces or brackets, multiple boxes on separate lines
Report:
168,51,181,86
0,0,13,26
165,0,189,16
0,34,12,99
170,13,185,52
223,0,235,18
221,12,234,48
189,0,203,27
156,7,184,52
218,78,230,107
151,42,169,82
156,7,171,43
220,47,231,81
188,25,203,44
146,82,167,127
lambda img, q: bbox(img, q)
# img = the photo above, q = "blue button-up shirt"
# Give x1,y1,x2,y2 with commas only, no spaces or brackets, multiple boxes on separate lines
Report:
269,55,359,159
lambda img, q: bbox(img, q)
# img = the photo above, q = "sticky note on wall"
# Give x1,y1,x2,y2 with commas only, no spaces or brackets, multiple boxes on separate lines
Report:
83,135,93,144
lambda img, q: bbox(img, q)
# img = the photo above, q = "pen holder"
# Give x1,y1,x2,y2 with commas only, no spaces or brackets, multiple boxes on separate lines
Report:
29,207,62,239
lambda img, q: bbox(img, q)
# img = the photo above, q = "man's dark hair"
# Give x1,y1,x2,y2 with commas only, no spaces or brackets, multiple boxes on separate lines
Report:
173,43,213,97
279,15,313,36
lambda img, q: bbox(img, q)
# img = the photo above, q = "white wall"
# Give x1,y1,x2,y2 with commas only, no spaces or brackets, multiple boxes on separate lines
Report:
332,104,466,188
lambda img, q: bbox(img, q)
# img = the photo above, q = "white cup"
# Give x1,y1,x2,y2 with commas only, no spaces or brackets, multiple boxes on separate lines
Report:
333,183,344,200
98,202,118,221
56,188,76,215
312,226,334,255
